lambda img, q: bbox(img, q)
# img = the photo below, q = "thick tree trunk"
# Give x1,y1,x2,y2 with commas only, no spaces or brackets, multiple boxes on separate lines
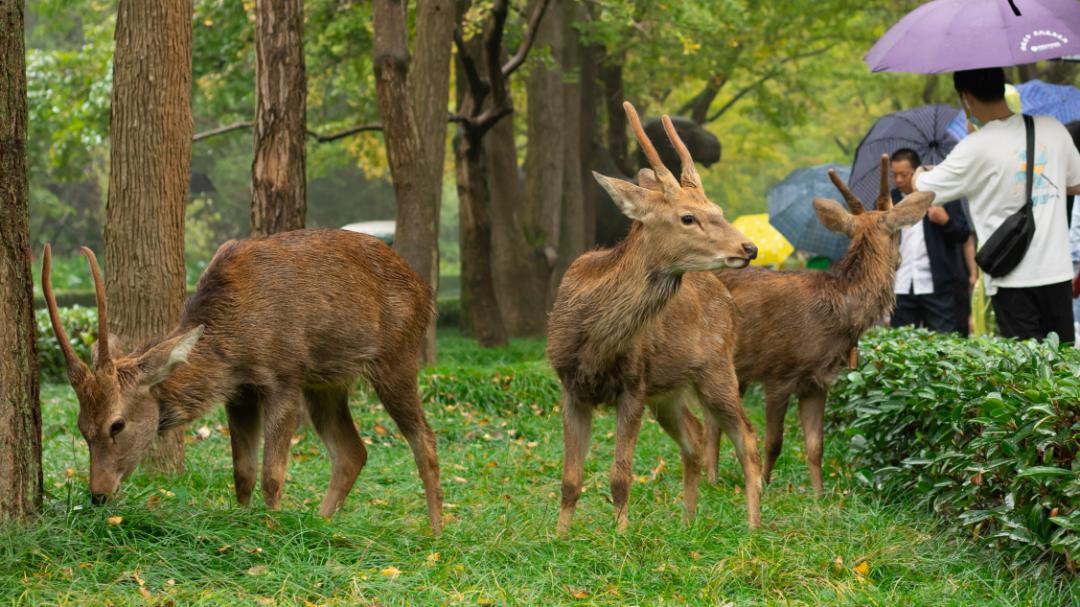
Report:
579,39,600,250
251,0,306,236
551,4,585,296
0,0,42,520
455,132,508,347
600,60,631,177
374,0,453,364
104,0,193,474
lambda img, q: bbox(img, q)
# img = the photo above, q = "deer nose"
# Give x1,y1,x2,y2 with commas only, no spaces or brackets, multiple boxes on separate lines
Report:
90,492,109,505
743,243,758,260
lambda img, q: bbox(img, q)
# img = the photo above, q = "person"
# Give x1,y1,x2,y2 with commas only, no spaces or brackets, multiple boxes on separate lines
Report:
888,148,972,334
914,67,1080,343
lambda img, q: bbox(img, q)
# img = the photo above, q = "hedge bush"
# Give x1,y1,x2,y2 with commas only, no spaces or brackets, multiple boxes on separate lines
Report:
35,305,98,383
830,327,1080,570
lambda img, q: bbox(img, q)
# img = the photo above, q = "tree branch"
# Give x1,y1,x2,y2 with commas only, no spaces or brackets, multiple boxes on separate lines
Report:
501,0,551,78
192,121,253,142
485,0,510,104
454,26,488,106
704,44,835,123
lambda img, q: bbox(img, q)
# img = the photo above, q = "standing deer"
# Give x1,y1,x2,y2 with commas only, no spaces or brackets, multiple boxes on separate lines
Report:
706,157,933,495
42,229,444,532
547,101,763,534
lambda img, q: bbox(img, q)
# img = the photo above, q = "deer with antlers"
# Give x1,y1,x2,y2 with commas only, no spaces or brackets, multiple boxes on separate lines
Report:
41,229,444,531
703,156,933,495
547,101,763,534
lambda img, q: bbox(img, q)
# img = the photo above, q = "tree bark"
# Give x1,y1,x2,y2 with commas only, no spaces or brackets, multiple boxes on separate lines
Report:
552,3,585,296
251,0,306,236
374,0,453,364
104,0,193,474
579,38,600,250
0,0,42,520
600,59,631,177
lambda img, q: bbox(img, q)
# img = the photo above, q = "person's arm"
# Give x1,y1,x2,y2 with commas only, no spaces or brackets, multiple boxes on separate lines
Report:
964,235,977,291
913,141,977,205
929,200,971,243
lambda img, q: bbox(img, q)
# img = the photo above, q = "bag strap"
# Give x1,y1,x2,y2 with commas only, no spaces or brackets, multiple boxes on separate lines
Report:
1023,114,1035,214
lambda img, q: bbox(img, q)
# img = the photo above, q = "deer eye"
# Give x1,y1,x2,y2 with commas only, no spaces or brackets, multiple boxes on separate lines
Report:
109,419,126,437
680,215,696,226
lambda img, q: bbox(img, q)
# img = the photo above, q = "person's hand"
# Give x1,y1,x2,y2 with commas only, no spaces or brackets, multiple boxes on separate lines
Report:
926,205,949,225
969,272,978,294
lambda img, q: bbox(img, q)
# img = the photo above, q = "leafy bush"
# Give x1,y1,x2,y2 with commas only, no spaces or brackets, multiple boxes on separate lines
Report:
35,305,97,383
830,327,1080,570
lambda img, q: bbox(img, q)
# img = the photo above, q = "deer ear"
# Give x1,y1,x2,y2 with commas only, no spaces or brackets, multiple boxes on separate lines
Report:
812,198,856,236
593,171,662,220
636,168,663,191
885,191,935,232
91,333,124,368
135,325,204,387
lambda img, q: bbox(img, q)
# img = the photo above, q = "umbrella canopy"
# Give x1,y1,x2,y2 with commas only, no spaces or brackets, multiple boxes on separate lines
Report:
946,79,1080,140
731,214,794,267
768,164,852,261
850,104,962,209
865,0,1080,73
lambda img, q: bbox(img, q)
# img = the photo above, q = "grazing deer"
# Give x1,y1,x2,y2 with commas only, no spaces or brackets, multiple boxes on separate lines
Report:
42,229,444,532
706,157,933,495
547,101,763,534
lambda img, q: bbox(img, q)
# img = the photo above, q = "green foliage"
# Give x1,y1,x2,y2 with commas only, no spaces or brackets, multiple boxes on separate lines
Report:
830,327,1080,571
35,305,98,383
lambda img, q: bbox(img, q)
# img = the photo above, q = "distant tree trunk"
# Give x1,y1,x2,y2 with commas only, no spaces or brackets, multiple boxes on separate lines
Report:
552,3,585,295
251,0,306,236
373,0,454,364
0,0,42,520
579,38,600,250
600,59,631,176
104,0,193,474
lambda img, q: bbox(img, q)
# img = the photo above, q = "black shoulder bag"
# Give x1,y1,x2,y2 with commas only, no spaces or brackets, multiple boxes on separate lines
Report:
975,114,1035,278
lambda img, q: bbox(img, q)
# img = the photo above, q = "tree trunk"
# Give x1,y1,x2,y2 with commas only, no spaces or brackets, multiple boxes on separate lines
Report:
600,59,631,177
374,0,453,365
579,38,600,250
0,0,42,520
455,131,508,347
551,3,585,296
104,0,193,474
251,0,306,236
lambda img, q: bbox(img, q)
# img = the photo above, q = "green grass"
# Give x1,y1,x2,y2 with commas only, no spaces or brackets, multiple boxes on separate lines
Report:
2,333,1077,606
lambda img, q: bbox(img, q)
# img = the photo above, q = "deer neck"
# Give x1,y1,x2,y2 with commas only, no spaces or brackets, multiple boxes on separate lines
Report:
580,225,683,362
833,230,898,334
152,331,235,430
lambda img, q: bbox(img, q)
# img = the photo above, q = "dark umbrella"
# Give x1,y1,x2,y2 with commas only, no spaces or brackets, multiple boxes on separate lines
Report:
849,104,962,209
947,79,1080,140
768,164,852,261
865,0,1080,73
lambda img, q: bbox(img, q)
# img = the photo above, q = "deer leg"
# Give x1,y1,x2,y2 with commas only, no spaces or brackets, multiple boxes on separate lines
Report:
304,387,368,518
611,389,645,533
704,383,745,485
260,387,303,510
797,389,827,497
762,386,793,485
371,363,444,534
649,391,704,525
557,390,593,537
225,388,261,506
697,366,763,529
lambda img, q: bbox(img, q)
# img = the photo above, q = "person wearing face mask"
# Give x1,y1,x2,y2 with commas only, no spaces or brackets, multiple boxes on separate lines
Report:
889,148,973,334
913,67,1080,343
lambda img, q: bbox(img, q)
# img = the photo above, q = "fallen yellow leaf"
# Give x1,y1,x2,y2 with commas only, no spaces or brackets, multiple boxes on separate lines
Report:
106,516,122,526
381,566,401,578
567,586,589,599
853,561,870,576
426,552,440,564
246,565,269,576
374,424,390,436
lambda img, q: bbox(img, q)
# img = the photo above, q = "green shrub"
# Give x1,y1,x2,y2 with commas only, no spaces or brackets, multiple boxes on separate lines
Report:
830,327,1080,570
35,305,98,383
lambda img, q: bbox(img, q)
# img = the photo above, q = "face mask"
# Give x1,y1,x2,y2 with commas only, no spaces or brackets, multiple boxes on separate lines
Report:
962,96,984,130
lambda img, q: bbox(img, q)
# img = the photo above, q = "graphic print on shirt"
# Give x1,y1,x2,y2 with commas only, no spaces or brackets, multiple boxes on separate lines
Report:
1015,144,1056,206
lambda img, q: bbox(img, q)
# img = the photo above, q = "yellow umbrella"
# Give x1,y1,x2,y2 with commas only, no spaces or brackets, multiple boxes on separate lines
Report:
731,213,793,267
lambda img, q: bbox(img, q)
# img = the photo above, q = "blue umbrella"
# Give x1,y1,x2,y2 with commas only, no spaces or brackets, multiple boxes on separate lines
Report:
768,164,852,261
865,0,1080,73
850,104,962,209
946,79,1080,141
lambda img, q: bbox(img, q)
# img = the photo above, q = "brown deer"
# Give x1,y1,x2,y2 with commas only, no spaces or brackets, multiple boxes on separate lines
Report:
547,101,763,534
705,156,933,495
42,229,444,532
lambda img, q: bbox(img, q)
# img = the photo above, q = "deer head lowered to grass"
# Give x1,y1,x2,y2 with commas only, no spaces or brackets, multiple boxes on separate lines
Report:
42,229,444,532
706,156,934,495
547,100,764,534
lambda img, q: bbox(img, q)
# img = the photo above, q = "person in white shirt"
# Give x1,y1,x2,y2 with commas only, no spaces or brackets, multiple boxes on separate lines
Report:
914,68,1080,343
890,148,973,334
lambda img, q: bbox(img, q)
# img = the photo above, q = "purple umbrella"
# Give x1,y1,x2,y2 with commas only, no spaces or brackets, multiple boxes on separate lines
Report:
866,0,1080,73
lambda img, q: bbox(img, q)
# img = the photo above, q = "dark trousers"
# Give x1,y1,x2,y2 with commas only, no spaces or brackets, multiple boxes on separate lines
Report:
991,280,1075,343
892,291,958,333
954,283,972,337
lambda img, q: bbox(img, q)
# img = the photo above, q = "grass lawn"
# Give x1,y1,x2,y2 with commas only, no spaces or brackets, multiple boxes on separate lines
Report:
2,332,1076,606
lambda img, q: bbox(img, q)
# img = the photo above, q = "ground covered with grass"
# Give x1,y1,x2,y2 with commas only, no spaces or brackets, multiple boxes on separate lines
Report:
2,332,1077,606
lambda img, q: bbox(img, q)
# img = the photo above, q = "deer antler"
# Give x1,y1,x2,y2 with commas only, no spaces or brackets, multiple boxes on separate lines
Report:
661,115,702,189
876,154,892,211
827,169,865,215
623,101,679,191
81,247,111,370
42,245,91,384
